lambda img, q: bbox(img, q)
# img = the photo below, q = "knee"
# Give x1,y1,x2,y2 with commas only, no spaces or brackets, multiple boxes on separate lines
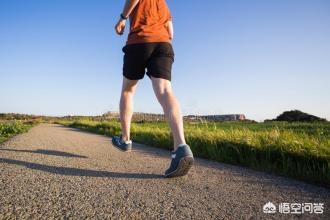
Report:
157,86,173,99
121,90,135,103
156,89,176,110
122,86,136,95
152,78,174,102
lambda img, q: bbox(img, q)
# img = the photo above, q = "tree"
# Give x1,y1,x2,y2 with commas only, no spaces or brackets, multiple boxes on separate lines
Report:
271,110,326,122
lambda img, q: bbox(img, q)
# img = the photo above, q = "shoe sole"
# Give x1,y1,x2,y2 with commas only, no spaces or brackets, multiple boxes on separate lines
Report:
164,156,194,178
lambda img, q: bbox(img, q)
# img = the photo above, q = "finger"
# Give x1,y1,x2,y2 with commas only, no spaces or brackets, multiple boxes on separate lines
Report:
115,26,121,35
119,25,125,35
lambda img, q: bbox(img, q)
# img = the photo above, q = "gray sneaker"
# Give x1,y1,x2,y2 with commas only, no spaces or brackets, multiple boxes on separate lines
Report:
111,135,132,152
164,144,194,178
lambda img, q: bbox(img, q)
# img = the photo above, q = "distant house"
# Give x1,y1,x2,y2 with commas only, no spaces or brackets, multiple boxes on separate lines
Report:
132,112,166,122
102,112,166,122
102,111,246,122
102,111,120,120
184,114,246,121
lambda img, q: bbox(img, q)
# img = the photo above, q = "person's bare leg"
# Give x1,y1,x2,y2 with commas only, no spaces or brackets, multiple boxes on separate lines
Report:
151,76,186,151
120,77,138,141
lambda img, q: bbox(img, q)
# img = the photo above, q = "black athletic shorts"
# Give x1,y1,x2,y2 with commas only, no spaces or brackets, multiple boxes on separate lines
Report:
122,42,174,81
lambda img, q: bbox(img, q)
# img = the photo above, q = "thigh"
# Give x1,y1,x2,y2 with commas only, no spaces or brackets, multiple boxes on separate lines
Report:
121,76,139,93
146,43,174,81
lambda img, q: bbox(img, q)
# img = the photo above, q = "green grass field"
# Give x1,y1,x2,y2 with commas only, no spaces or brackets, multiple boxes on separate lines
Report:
58,119,330,186
0,121,32,144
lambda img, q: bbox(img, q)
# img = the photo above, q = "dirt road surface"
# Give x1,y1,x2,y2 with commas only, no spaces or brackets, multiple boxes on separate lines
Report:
0,124,329,219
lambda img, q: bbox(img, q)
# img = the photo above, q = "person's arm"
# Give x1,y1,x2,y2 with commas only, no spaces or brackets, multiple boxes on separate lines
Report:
166,20,174,40
165,3,173,40
115,0,140,35
121,0,139,18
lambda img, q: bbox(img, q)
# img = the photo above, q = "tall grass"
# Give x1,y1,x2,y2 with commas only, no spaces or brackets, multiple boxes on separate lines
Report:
58,120,330,186
0,121,32,143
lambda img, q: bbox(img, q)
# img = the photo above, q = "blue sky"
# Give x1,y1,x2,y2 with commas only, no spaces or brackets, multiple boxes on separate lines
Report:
0,0,329,121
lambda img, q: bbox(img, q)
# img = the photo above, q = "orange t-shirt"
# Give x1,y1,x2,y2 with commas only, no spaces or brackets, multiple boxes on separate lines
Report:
126,0,172,45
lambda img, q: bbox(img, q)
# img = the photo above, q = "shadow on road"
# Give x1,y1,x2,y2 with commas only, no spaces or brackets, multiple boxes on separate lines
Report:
0,148,87,158
132,143,170,159
58,125,171,159
0,158,164,179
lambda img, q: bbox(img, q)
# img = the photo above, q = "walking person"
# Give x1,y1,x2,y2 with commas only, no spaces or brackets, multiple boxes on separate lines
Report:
112,0,194,178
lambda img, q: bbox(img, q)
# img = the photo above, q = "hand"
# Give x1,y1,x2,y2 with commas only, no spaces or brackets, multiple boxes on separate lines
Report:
115,18,126,35
166,21,174,40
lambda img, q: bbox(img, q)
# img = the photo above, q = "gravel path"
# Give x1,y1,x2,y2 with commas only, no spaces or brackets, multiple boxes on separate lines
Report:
0,124,329,219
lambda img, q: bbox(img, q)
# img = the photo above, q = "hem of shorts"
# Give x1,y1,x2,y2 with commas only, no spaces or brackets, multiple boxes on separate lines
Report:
146,73,171,81
123,73,144,80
